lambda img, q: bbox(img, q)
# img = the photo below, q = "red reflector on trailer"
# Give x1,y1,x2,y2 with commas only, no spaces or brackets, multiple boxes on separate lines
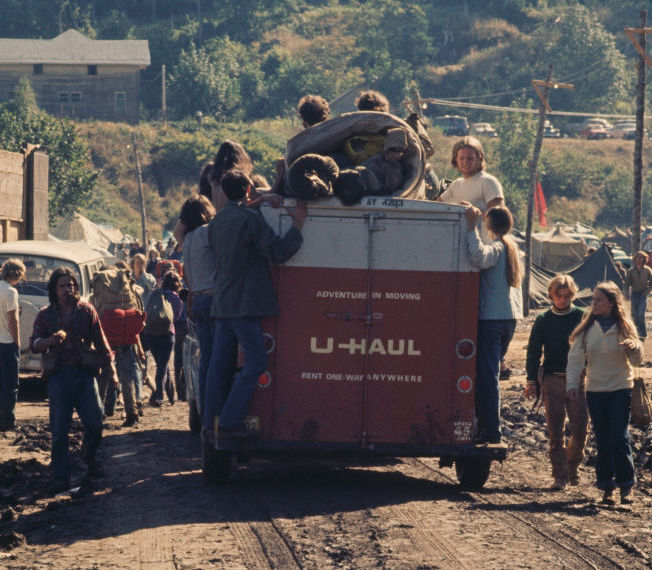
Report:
457,376,473,393
257,371,272,388
455,339,475,359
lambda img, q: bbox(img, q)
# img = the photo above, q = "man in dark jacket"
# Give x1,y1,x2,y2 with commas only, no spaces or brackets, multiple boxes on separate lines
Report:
204,170,306,439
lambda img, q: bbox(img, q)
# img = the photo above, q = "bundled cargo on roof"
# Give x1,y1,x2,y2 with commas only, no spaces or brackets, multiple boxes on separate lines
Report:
284,111,427,204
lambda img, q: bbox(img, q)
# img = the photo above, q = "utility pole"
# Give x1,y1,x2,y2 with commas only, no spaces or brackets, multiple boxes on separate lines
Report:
625,10,649,253
523,67,573,316
161,64,167,125
131,132,148,249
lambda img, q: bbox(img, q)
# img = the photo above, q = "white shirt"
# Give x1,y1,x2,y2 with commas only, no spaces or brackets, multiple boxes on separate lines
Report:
182,224,216,292
0,280,18,344
440,170,504,242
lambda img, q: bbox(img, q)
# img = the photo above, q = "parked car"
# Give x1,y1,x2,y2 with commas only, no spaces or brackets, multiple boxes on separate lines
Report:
432,115,470,136
622,127,648,140
0,240,109,374
563,118,612,137
579,124,608,140
542,120,561,138
607,121,636,138
470,122,497,137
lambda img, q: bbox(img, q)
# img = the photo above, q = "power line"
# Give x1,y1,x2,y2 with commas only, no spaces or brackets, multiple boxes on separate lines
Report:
422,98,636,120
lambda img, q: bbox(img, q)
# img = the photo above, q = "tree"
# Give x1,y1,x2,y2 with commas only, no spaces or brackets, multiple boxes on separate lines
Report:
168,39,241,119
0,81,98,224
492,106,537,225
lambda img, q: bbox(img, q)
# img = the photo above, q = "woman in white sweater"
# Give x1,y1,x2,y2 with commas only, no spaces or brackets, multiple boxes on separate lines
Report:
566,281,643,505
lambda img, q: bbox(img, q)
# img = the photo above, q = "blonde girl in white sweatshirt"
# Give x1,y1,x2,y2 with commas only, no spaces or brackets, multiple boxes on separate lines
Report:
566,281,643,505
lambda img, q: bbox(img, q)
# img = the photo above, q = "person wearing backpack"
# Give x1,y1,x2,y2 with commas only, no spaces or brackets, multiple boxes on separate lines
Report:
142,270,183,407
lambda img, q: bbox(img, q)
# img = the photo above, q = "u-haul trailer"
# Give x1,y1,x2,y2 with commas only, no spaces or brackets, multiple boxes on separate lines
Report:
198,195,507,490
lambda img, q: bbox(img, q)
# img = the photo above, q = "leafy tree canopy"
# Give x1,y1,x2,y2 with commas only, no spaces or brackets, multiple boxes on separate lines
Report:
0,79,97,224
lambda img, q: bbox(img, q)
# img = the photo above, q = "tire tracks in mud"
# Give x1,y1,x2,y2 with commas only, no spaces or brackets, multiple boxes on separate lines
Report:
402,456,636,570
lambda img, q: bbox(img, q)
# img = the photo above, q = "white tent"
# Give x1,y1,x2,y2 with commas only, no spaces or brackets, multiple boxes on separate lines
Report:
51,212,123,252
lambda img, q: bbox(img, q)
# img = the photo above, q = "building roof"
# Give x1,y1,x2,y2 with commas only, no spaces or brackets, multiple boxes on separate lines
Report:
0,30,150,66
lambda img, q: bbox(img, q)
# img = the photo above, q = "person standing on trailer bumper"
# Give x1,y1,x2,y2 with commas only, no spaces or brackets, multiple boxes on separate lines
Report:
204,170,306,440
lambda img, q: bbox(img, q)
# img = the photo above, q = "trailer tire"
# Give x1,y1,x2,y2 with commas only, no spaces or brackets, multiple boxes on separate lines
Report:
202,437,231,485
455,457,491,490
188,400,201,434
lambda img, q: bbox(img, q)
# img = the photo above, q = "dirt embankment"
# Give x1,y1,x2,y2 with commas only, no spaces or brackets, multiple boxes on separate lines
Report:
0,324,650,569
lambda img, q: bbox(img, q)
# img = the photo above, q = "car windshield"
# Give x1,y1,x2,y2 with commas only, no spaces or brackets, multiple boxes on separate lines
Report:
0,255,80,296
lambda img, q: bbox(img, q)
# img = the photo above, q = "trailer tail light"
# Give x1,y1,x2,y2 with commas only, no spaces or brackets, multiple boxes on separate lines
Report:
455,339,475,359
258,371,272,388
457,376,473,393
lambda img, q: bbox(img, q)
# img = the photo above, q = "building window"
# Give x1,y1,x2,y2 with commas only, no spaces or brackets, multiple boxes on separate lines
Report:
59,92,69,103
70,92,82,103
33,64,43,74
87,65,97,75
115,92,126,111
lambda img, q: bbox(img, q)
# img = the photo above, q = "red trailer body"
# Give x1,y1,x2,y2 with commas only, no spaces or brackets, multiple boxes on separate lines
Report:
201,196,507,487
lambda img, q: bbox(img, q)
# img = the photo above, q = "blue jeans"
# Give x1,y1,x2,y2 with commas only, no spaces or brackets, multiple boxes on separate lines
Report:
0,342,19,428
190,293,215,415
204,317,266,430
586,389,636,491
630,291,647,338
48,365,104,483
145,331,175,402
475,319,516,442
114,346,142,417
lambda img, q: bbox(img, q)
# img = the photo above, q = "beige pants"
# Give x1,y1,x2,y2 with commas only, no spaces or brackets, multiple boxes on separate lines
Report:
542,374,589,483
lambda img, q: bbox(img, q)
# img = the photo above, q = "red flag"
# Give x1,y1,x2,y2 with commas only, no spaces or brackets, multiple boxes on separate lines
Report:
534,178,547,227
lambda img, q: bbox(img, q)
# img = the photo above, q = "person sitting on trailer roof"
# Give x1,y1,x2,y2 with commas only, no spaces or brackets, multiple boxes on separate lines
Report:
438,136,504,242
297,94,330,128
356,90,390,113
203,170,307,441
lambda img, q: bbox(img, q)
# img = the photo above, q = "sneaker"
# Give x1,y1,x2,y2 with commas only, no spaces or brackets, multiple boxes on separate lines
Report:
601,489,615,505
86,460,104,478
149,398,163,407
620,487,634,505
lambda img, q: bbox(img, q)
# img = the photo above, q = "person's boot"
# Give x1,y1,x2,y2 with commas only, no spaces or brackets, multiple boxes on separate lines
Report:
620,487,634,505
601,488,615,505
122,414,139,427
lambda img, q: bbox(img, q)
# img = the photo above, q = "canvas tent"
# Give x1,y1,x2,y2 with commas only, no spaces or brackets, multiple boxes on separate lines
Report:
531,224,587,271
529,243,624,308
51,212,122,252
602,226,631,255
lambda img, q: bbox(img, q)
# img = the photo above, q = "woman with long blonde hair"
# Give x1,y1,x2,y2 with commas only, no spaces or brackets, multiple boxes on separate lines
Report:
465,204,522,444
566,281,643,505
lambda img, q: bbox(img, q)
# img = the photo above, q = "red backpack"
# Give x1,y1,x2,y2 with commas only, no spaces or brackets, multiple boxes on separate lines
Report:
100,308,146,348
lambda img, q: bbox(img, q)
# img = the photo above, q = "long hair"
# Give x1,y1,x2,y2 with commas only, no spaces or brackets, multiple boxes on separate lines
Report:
450,136,486,174
161,269,182,292
211,141,253,185
47,267,79,306
570,281,638,343
180,194,216,233
485,206,521,287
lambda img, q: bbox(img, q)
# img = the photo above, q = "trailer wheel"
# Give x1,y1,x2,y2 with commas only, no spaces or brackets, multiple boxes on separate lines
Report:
455,457,491,490
202,437,231,485
188,400,201,434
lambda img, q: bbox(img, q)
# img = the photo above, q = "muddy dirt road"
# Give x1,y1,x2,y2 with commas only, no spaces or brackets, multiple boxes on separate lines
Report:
1,322,651,569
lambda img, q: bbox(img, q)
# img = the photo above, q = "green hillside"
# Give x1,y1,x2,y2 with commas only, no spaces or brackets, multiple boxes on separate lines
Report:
1,0,651,235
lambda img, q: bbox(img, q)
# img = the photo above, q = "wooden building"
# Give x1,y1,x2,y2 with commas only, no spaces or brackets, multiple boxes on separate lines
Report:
0,30,150,124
